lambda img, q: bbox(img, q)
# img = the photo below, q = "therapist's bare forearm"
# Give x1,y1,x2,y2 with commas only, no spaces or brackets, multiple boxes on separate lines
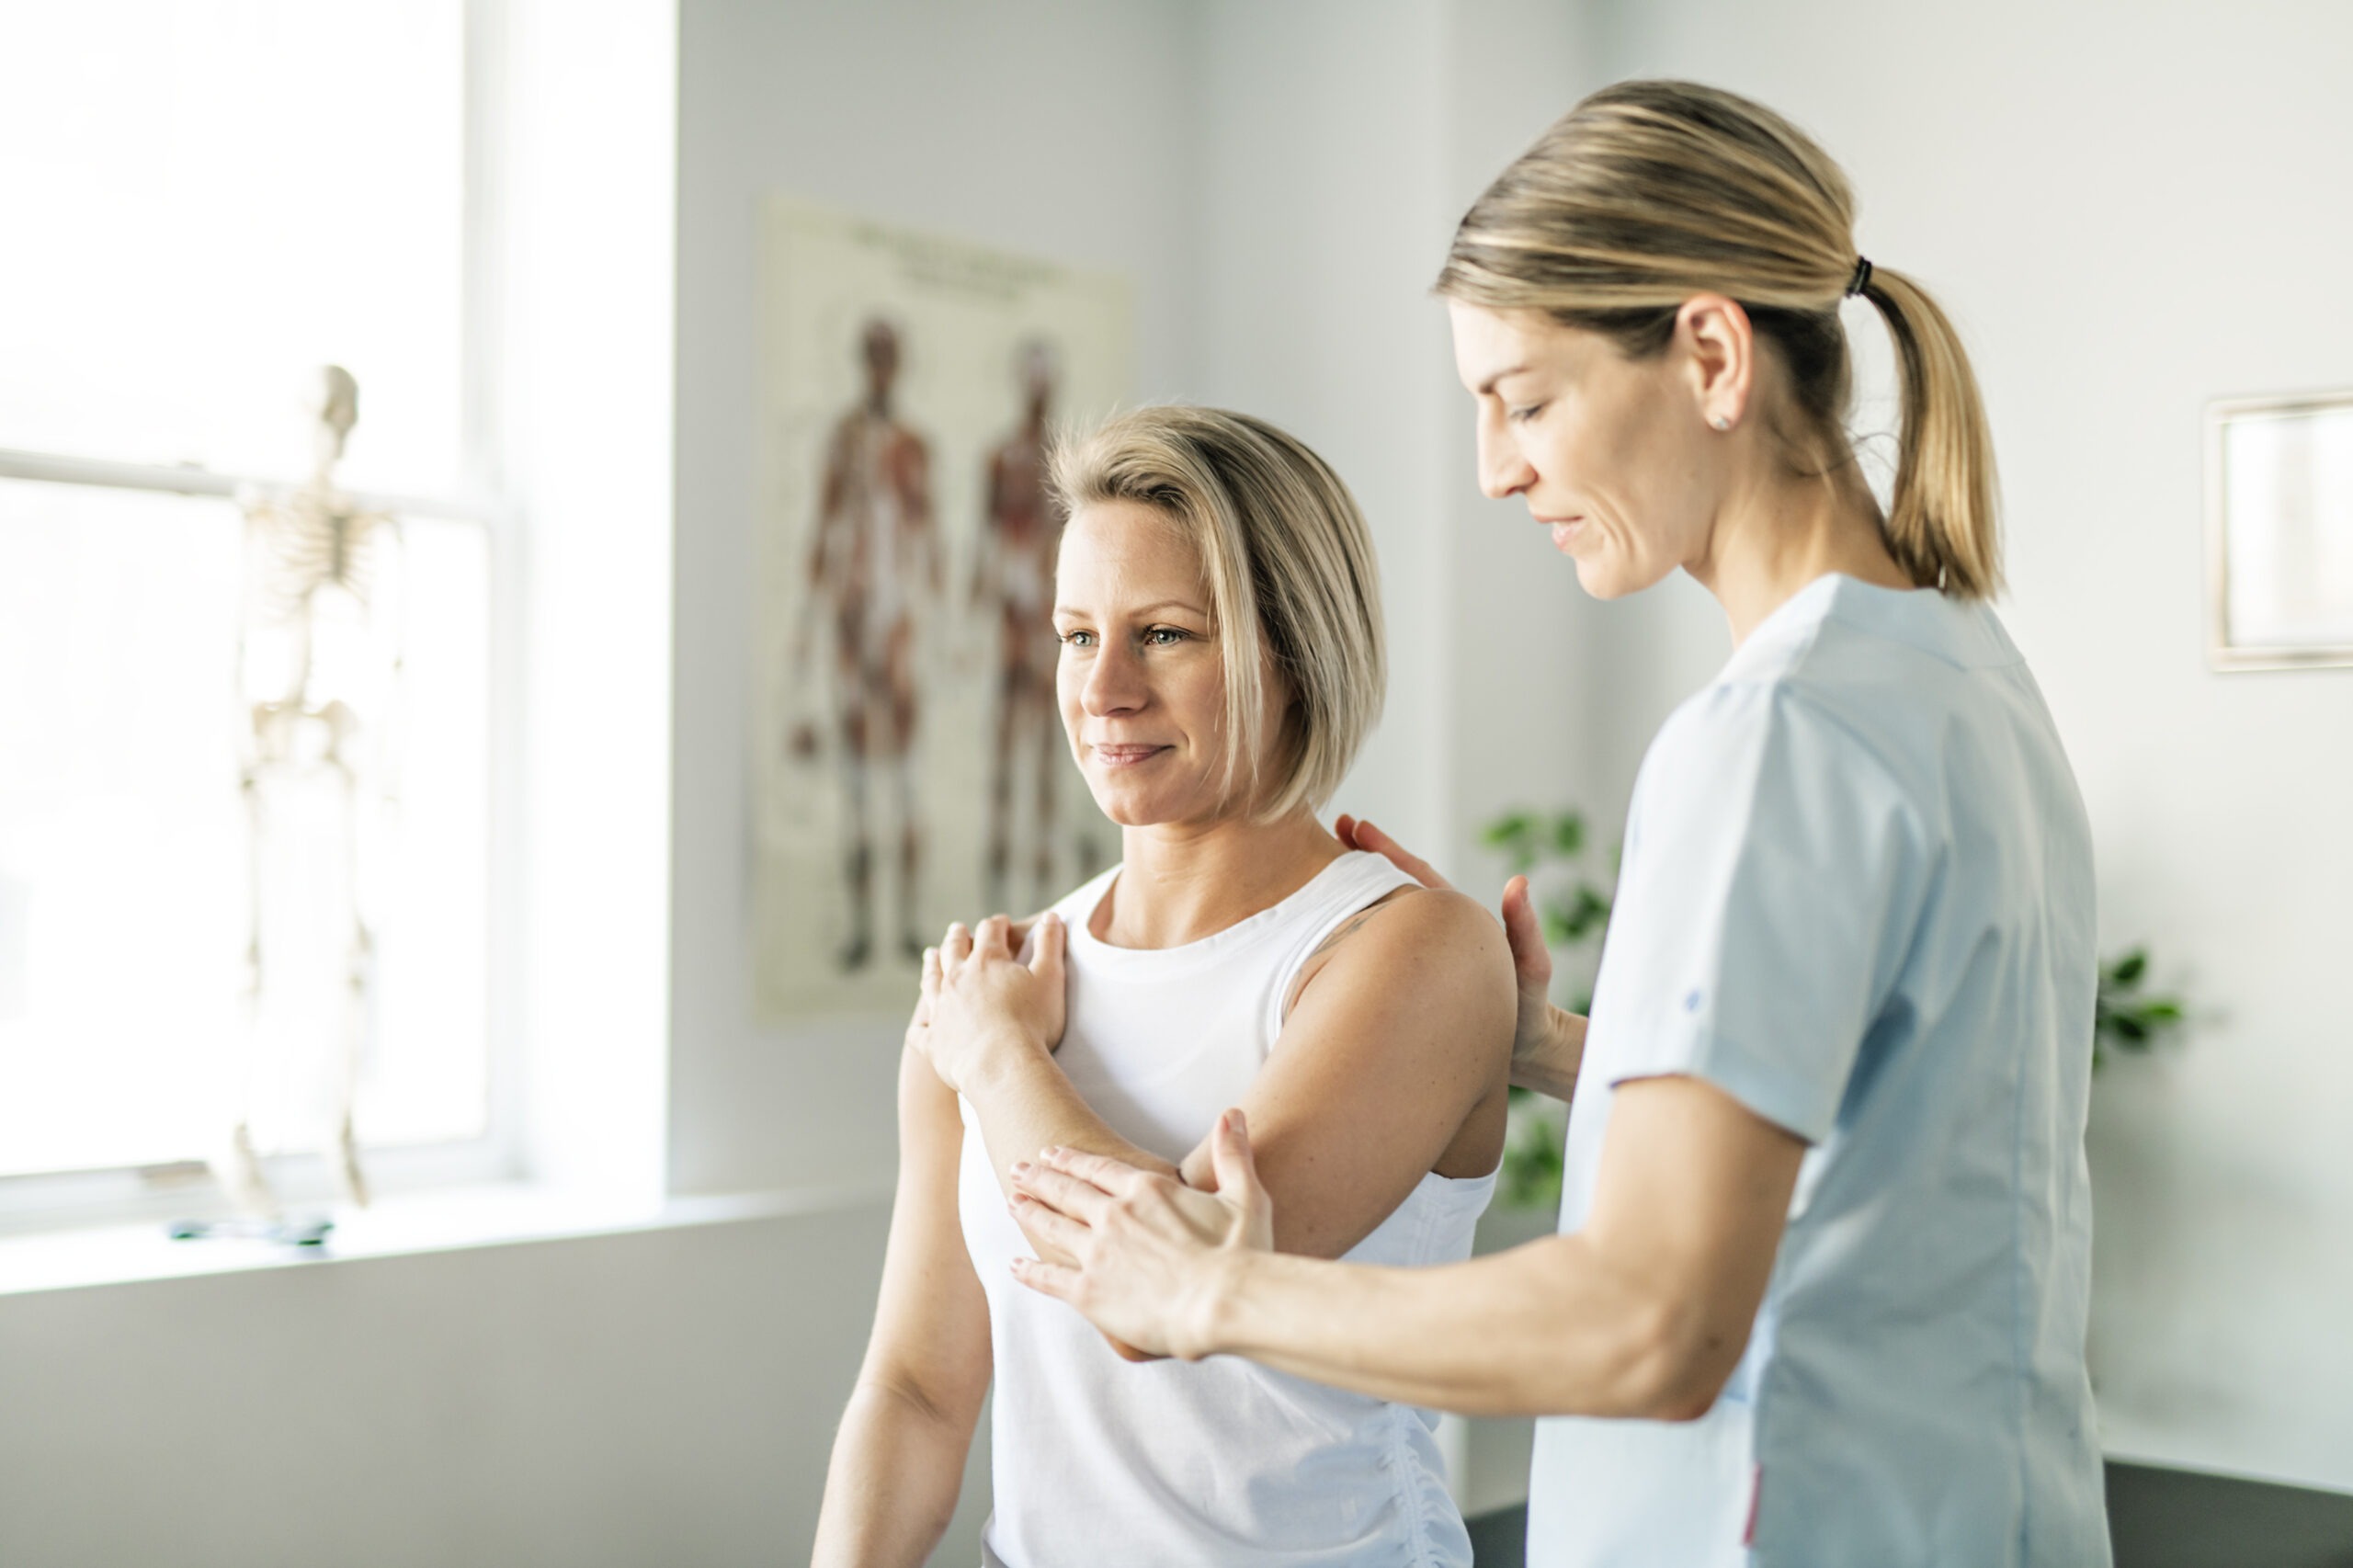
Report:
812,1382,972,1568
1197,1233,1700,1419
1512,1009,1590,1103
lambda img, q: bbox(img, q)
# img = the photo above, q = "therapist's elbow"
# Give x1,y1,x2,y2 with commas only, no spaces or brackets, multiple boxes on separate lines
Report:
1609,1294,1744,1423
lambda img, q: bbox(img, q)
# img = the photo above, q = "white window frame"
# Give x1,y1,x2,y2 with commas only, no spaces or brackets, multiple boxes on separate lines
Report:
0,4,529,1233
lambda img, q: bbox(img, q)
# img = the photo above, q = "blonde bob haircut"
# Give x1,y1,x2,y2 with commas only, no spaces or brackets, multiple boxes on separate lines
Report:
1438,79,2002,599
1049,405,1384,823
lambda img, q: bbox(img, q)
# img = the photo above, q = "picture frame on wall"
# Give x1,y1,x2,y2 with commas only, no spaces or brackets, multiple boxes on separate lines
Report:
2205,389,2353,670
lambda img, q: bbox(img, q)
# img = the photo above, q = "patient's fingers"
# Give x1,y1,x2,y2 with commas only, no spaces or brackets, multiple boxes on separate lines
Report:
1029,912,1065,981
940,921,972,977
975,912,1013,958
1010,1158,1113,1222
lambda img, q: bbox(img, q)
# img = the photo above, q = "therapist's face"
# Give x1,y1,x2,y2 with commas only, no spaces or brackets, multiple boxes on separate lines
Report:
1053,500,1286,830
1449,300,1722,599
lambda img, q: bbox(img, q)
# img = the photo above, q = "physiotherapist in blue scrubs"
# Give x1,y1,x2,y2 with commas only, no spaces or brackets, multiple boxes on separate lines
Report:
970,80,2114,1566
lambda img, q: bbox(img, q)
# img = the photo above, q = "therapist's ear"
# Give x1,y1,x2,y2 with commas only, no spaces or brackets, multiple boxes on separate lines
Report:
1675,293,1754,434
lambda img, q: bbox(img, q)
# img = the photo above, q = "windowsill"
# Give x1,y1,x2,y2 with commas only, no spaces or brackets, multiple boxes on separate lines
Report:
0,1177,892,1299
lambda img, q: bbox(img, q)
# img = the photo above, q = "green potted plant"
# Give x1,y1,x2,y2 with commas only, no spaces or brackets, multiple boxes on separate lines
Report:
2093,948,2188,1070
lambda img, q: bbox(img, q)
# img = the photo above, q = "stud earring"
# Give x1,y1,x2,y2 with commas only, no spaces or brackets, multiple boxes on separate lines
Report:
1711,415,1733,431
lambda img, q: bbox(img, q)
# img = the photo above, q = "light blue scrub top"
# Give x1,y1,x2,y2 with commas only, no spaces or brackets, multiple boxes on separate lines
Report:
1526,574,2112,1568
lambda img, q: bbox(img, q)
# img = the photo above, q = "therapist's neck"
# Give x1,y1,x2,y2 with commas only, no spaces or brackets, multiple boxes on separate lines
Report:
1106,809,1340,950
1687,451,1914,646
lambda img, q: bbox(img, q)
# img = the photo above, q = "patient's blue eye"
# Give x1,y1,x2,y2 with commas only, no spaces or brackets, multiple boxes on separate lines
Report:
1058,629,1095,649
1142,627,1188,646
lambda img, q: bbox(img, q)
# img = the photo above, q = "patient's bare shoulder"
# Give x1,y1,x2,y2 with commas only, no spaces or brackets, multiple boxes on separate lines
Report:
1283,883,1507,1030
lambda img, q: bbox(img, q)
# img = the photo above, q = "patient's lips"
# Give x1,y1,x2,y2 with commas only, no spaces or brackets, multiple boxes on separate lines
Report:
1091,742,1170,768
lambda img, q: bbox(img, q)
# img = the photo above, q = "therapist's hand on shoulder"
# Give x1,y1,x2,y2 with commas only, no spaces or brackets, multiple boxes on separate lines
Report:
1011,1108,1275,1360
915,912,1068,1096
1336,814,1588,1102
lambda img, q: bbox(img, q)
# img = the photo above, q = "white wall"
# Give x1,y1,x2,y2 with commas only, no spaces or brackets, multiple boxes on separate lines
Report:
492,0,676,1209
1592,0,2353,1494
1191,0,1605,894
0,1202,892,1568
1190,0,1458,856
1431,0,1616,889
667,0,1202,1203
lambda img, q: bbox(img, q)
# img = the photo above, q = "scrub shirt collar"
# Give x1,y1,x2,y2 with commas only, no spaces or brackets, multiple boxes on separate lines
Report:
1727,572,2020,679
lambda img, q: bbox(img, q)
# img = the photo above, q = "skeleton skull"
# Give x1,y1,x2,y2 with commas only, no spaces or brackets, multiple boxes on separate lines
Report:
310,365,360,474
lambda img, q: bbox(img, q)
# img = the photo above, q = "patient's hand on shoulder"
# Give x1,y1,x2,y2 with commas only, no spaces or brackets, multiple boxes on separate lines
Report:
915,912,1070,1094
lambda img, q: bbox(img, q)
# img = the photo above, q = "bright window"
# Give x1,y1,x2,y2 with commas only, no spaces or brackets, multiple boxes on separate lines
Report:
0,1,491,1187
0,2,465,494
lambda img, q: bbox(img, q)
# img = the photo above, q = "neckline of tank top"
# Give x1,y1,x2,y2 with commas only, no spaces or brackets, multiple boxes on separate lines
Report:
1063,850,1413,971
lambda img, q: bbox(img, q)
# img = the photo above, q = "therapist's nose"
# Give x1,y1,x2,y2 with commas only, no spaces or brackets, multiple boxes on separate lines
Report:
1475,410,1535,500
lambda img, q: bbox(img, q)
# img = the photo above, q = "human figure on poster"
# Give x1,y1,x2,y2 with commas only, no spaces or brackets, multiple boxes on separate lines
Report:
792,318,942,971
223,364,403,1218
971,339,1070,913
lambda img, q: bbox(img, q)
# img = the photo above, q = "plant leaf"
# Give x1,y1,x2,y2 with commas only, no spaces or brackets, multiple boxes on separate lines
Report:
1550,812,1586,857
1482,812,1534,849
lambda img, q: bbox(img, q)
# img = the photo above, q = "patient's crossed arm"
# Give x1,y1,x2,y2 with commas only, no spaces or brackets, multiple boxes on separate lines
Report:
927,890,1515,1274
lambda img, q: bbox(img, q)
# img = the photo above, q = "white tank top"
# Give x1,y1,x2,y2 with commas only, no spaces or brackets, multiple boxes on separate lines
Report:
958,850,1495,1568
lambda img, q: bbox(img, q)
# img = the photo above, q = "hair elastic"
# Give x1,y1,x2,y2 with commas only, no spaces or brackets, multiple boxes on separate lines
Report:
1845,256,1874,298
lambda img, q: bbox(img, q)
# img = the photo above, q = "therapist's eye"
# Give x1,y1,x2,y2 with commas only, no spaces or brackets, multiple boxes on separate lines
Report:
1507,401,1549,424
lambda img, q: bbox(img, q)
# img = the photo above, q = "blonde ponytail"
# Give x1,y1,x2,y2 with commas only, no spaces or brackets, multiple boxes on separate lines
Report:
1437,80,2005,600
1858,267,2002,597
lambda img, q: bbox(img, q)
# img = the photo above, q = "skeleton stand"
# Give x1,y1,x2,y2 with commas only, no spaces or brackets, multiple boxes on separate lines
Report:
219,366,403,1217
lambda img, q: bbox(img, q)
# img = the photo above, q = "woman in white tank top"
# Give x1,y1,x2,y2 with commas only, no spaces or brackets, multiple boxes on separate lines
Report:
814,406,1517,1567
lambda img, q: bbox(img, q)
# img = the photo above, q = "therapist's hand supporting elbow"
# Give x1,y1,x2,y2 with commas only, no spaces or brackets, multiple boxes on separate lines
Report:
1011,1071,1805,1421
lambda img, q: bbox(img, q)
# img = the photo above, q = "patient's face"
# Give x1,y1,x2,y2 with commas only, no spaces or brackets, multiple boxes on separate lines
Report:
1053,501,1251,830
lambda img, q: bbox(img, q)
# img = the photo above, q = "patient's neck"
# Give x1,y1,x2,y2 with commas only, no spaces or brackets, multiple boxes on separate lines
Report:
1097,810,1344,950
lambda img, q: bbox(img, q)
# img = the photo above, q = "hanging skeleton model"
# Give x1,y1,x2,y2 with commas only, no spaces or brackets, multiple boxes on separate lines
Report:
217,366,403,1217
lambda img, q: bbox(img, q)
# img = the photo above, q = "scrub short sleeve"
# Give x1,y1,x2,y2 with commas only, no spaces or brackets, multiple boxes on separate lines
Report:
1592,682,1928,1144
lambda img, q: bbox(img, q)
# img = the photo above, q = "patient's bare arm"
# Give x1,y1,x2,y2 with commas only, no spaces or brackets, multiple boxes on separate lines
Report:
1336,812,1590,1107
915,915,1177,1271
930,887,1513,1272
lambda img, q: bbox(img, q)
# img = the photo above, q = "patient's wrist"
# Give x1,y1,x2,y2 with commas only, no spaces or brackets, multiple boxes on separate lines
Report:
957,1026,1051,1096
